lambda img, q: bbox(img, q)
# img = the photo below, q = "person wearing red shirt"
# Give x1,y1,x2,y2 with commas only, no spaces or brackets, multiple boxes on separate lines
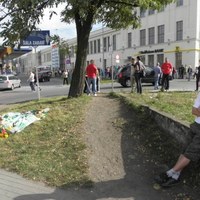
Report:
86,59,98,96
161,57,173,91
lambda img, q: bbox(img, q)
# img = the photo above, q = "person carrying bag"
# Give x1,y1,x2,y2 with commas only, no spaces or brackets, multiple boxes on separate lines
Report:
134,56,145,94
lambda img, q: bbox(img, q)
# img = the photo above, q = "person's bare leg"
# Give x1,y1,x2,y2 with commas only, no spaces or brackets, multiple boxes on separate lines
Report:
172,154,191,172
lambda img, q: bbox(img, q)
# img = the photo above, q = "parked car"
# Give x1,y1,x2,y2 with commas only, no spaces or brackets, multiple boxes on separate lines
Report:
117,64,155,87
37,70,52,82
0,74,21,90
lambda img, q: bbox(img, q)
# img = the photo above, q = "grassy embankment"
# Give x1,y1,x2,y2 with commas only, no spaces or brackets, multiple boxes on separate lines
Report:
0,96,91,188
0,91,197,188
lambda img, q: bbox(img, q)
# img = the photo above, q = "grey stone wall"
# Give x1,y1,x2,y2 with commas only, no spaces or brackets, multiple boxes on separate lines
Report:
143,105,192,149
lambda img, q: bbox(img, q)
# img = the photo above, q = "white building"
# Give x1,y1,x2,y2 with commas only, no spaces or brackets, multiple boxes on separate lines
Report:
13,0,200,74
68,0,200,72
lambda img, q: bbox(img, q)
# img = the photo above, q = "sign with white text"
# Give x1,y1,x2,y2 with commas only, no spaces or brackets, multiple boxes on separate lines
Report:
20,30,50,46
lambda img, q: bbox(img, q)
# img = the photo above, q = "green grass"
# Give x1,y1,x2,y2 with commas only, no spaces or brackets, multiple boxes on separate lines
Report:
0,91,198,188
0,96,91,187
117,91,197,124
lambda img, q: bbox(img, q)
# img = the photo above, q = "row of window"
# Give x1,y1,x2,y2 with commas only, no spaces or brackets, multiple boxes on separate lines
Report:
137,21,183,47
87,20,183,55
128,51,182,68
140,0,183,17
88,34,117,55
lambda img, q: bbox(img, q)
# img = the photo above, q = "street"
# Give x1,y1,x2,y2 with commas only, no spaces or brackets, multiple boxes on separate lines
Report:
0,75,197,105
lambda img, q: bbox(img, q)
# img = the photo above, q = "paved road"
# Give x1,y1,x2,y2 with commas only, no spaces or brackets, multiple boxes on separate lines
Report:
0,76,197,105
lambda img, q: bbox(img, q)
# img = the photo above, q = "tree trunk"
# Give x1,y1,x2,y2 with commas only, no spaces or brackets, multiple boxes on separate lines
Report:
68,22,92,98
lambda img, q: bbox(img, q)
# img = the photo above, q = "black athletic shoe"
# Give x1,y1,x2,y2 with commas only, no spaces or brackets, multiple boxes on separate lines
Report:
154,172,170,184
161,177,180,187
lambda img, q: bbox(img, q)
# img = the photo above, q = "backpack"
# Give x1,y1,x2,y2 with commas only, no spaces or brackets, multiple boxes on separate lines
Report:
137,61,146,77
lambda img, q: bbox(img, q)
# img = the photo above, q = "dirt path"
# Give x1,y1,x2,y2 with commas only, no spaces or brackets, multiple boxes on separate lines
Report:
80,94,200,200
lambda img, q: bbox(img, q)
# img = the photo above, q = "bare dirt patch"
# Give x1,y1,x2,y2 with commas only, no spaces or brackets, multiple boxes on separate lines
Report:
82,93,200,200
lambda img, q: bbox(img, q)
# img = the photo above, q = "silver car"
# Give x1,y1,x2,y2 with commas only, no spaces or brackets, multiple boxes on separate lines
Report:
0,74,21,90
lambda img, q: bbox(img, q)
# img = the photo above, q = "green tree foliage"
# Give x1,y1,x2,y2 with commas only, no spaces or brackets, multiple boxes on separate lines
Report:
0,0,174,97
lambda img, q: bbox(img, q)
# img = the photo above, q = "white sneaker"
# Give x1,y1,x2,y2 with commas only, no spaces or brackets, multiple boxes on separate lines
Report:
94,93,97,96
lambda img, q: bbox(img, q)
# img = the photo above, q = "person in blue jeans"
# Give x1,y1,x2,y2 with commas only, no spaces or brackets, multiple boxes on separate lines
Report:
134,56,145,94
153,62,161,90
86,60,98,96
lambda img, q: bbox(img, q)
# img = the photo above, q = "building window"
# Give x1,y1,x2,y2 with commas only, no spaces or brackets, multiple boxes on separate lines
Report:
148,55,154,66
90,41,93,54
97,39,101,53
176,21,183,41
140,9,146,17
176,0,183,7
148,9,155,15
103,37,107,52
94,40,97,54
175,52,182,70
128,32,132,48
140,29,146,46
141,56,145,64
148,27,155,45
157,54,164,66
113,35,116,51
107,36,110,51
158,25,165,43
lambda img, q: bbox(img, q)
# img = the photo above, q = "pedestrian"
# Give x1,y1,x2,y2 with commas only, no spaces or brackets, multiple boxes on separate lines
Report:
86,59,98,96
187,65,193,81
83,75,88,93
131,58,136,92
27,71,35,91
154,92,200,187
134,56,145,94
33,72,41,91
195,60,200,91
153,62,161,90
96,68,101,92
62,69,69,85
160,57,173,91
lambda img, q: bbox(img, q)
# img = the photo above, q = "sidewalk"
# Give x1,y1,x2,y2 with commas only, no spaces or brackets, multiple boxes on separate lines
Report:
0,168,97,200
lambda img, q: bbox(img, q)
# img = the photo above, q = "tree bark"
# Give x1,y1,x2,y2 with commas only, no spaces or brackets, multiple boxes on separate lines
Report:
68,14,93,98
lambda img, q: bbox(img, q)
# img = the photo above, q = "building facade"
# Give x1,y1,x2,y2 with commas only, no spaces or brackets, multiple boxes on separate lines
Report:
13,0,200,74
68,0,200,72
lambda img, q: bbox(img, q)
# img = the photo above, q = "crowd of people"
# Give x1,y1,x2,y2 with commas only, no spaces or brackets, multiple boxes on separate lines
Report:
26,58,200,96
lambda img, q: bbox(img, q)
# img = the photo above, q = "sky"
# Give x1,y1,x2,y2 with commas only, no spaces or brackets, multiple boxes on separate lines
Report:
38,4,77,40
38,4,102,41
0,3,102,46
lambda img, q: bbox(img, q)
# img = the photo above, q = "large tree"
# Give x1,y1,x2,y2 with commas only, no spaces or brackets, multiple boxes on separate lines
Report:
0,0,173,97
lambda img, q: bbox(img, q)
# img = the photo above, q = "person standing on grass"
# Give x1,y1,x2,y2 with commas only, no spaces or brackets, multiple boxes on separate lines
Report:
131,57,136,92
195,60,200,91
86,59,98,96
96,68,101,92
134,56,145,94
160,57,173,91
154,92,200,187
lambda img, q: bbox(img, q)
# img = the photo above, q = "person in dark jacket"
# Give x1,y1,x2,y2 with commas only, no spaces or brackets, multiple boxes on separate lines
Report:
195,60,200,91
